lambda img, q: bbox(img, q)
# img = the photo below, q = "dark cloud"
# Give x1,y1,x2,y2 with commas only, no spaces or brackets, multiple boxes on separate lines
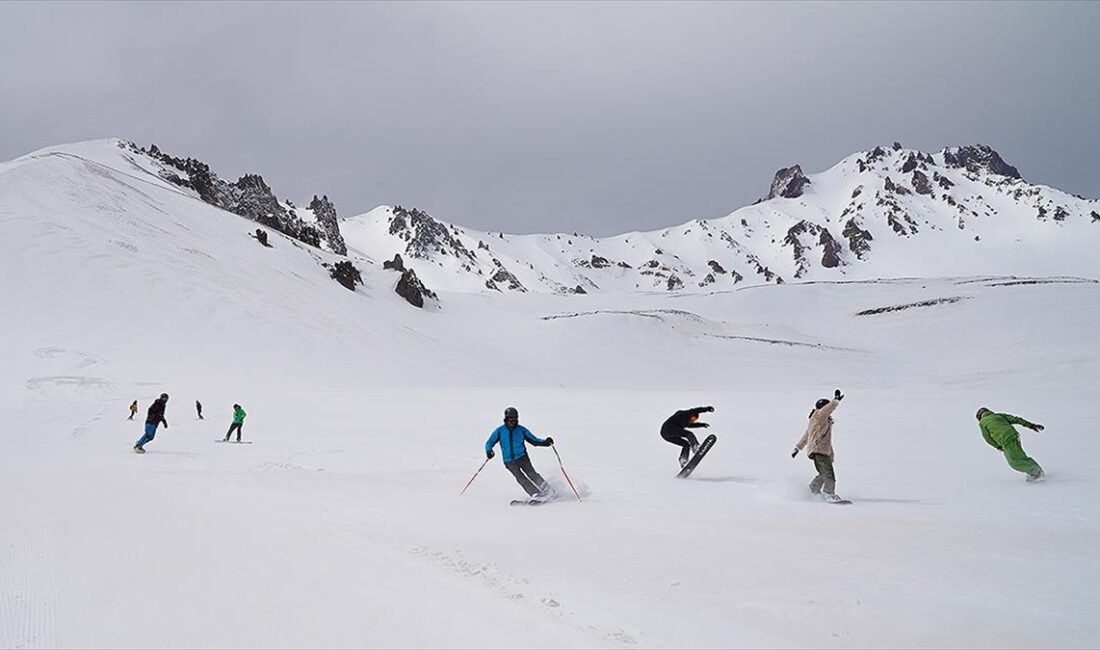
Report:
1,1,1096,235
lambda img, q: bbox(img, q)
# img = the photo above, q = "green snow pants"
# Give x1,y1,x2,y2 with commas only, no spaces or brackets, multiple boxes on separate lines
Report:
808,453,836,495
1002,435,1042,477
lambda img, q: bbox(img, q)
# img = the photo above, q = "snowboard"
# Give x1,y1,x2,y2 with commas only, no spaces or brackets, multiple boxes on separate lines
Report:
826,499,853,505
510,499,548,506
216,439,253,444
675,434,717,479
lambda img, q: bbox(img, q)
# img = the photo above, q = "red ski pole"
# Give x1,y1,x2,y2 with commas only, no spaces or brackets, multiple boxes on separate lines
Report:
551,445,582,503
460,457,490,496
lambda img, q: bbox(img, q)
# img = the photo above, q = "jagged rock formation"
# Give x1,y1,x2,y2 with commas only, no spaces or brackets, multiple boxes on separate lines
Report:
137,143,344,254
767,165,811,199
308,195,347,255
330,260,363,291
395,268,437,308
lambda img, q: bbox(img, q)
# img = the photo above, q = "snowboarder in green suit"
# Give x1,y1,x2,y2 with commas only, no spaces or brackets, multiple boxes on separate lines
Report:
976,407,1045,482
224,404,247,442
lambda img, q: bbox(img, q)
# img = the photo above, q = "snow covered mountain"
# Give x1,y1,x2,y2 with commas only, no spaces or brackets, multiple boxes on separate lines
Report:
2,137,1099,648
342,142,1100,294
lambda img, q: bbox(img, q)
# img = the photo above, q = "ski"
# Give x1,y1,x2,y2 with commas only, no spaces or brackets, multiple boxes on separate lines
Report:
676,434,717,478
510,499,546,506
215,439,253,444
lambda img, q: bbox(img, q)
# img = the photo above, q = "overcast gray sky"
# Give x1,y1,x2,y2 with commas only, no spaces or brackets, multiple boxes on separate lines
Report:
1,1,1096,235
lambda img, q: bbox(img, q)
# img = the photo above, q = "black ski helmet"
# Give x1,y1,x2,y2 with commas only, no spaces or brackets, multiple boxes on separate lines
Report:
160,393,169,401
815,398,830,410
504,406,519,422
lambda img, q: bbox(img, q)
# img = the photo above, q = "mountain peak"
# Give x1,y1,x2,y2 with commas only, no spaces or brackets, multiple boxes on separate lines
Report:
767,165,812,199
941,144,1022,180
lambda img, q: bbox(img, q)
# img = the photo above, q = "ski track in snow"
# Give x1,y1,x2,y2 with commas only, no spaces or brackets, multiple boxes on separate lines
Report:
0,482,60,649
410,546,640,647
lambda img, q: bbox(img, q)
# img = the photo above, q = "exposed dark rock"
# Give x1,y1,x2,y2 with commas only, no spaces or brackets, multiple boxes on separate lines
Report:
768,165,812,199
1092,211,1100,223
489,262,526,292
590,255,611,269
700,273,716,287
1037,206,1048,221
884,176,911,195
572,285,587,295
912,170,933,195
140,143,330,251
308,195,347,255
1054,206,1068,222
383,254,405,272
843,218,873,260
819,229,844,268
851,186,862,199
617,261,633,269
892,141,902,151
901,154,919,174
395,268,437,308
389,205,477,262
330,260,363,291
934,172,955,190
942,144,1022,179
866,146,888,163
666,274,684,291
252,228,272,248
707,260,727,274
478,240,490,251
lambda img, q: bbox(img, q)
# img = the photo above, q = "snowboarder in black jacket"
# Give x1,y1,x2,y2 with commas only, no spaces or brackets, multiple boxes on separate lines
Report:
134,393,169,453
661,406,714,468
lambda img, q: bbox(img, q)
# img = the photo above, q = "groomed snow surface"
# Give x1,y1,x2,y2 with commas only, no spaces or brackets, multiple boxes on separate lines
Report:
1,141,1098,648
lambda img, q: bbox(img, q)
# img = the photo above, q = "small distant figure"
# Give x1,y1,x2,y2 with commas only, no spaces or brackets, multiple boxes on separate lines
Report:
128,400,138,420
485,407,554,498
134,393,169,453
976,407,1045,482
224,404,247,442
660,405,714,468
792,389,847,503
196,400,204,420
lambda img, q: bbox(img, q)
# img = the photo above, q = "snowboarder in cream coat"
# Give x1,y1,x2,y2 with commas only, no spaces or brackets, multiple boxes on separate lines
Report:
792,389,845,502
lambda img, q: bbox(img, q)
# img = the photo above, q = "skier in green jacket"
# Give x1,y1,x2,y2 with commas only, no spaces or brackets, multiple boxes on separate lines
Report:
224,404,247,442
976,407,1045,482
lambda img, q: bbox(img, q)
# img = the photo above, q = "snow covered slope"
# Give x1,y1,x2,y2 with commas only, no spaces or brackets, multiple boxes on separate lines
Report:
1,139,1099,649
342,144,1100,294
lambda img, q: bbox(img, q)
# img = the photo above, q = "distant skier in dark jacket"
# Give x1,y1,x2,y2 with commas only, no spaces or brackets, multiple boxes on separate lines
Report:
128,400,138,420
661,406,714,468
196,400,203,420
485,407,554,498
976,407,1045,482
224,404,246,442
134,393,169,453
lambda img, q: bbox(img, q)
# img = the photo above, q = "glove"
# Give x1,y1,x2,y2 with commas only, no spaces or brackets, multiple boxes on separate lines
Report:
544,436,555,446
1031,424,1044,432
705,406,715,413
791,448,800,458
486,449,494,460
698,422,710,428
163,421,169,429
834,389,844,401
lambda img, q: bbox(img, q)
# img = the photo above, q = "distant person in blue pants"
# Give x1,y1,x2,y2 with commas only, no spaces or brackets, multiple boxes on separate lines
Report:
134,393,169,454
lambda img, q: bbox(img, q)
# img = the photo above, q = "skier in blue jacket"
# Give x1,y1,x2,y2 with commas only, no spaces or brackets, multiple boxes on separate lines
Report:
485,406,554,497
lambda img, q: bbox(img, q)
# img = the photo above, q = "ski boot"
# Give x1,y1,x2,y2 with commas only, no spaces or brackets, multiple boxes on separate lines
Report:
133,446,145,454
1026,470,1045,483
822,493,845,503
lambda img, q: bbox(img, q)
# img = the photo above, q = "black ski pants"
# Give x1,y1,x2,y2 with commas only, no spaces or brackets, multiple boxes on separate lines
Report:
225,422,243,441
661,427,699,465
504,454,547,497
808,453,836,495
